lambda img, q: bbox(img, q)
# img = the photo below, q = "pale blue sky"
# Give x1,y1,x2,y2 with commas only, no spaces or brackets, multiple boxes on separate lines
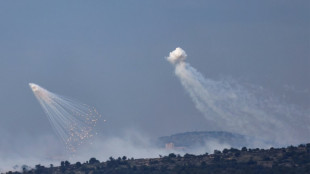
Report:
0,1,309,142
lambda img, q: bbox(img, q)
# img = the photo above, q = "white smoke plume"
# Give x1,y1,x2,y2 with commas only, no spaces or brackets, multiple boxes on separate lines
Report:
167,47,310,147
167,47,187,64
0,130,229,172
29,83,102,154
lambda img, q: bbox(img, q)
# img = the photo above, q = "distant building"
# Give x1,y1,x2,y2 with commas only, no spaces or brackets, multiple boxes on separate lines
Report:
165,142,175,150
165,142,186,151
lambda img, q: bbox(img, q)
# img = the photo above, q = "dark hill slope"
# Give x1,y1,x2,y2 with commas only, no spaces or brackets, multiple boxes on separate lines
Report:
6,143,310,174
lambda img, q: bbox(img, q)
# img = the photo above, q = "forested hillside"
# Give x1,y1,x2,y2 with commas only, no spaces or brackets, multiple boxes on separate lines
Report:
4,143,310,174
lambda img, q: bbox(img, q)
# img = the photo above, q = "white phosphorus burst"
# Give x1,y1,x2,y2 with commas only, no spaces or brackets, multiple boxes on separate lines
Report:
166,47,310,146
29,83,102,153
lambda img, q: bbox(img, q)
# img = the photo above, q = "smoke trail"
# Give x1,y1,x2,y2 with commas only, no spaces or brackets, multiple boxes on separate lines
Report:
167,47,310,146
29,83,102,153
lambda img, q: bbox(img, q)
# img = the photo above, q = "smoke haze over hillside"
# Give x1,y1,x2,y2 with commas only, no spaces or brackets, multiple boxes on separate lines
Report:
0,0,309,172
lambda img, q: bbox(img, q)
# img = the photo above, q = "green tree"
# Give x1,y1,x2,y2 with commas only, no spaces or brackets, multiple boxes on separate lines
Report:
75,162,82,168
168,153,177,158
64,160,70,167
89,157,100,164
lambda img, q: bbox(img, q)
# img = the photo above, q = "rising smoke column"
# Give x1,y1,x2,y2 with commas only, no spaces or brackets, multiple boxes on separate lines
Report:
29,83,102,153
167,47,310,146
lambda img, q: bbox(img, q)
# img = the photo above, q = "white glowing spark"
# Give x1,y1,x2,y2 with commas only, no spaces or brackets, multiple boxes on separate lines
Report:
29,83,102,153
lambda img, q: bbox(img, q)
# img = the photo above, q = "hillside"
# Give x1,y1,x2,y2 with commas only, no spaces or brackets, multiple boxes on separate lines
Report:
158,131,247,148
5,143,310,174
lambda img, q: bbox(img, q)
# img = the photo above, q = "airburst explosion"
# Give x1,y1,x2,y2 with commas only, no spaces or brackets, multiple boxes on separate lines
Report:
166,47,310,146
29,83,102,153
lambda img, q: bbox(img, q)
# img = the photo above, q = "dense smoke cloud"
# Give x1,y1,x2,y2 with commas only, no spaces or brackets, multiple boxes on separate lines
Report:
167,47,187,64
167,47,310,147
0,131,230,172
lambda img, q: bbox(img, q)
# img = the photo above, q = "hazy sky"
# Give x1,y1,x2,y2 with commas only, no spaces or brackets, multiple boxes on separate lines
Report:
0,1,309,144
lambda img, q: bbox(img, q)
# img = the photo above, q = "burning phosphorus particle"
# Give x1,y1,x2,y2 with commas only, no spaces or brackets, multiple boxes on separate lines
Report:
29,83,103,153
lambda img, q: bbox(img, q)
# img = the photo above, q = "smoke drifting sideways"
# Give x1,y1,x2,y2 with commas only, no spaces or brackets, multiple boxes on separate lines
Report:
29,83,102,153
167,47,310,147
0,130,231,172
